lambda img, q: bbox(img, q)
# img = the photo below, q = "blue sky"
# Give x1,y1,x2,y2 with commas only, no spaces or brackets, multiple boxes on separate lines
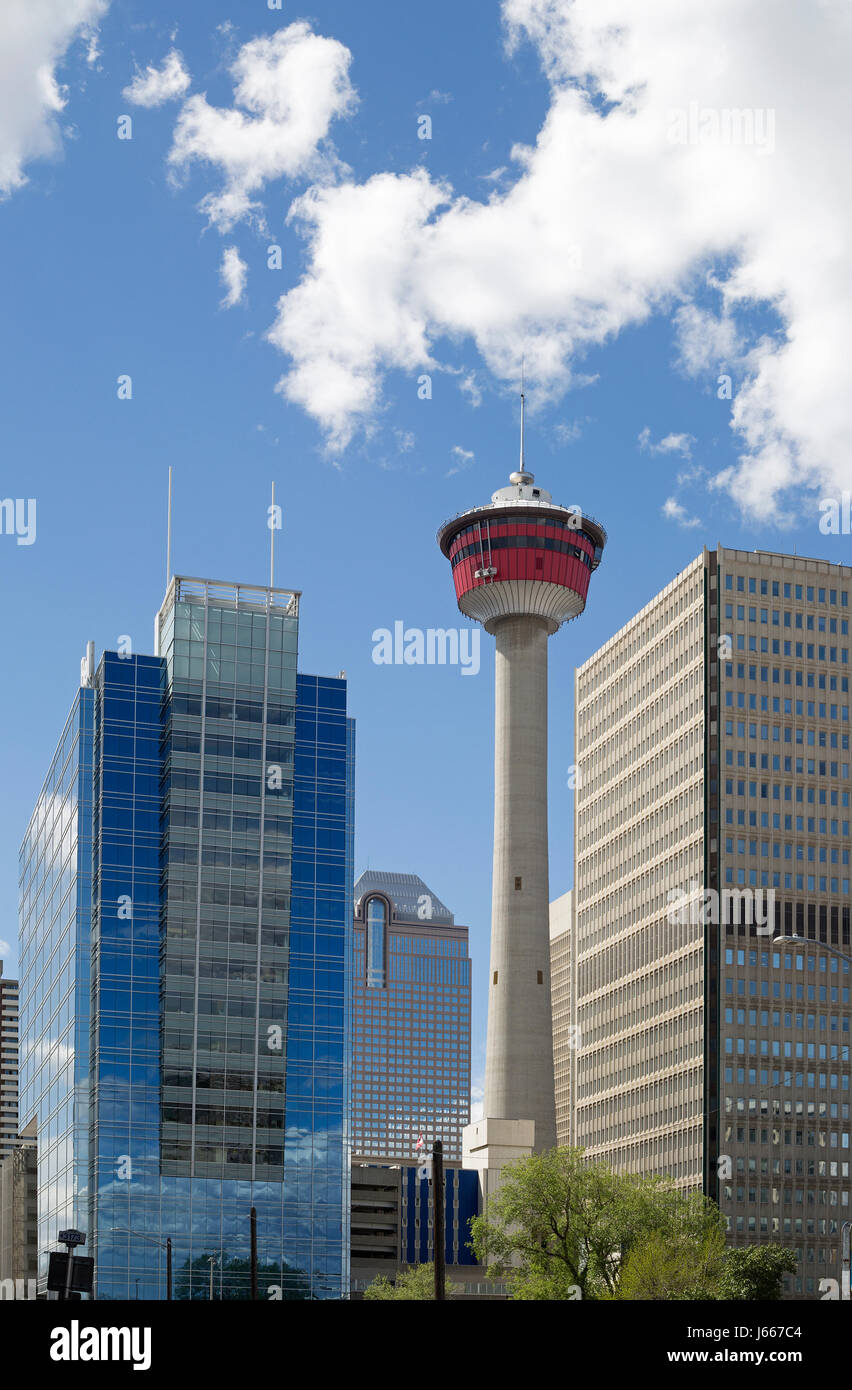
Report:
2,0,850,1105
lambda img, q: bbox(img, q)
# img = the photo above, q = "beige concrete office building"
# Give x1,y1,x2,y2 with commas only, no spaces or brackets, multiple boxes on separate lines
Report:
0,963,19,1165
549,891,573,1146
570,547,852,1298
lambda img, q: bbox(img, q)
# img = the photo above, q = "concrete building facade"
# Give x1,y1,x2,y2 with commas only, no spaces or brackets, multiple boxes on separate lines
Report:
571,547,852,1298
0,1128,37,1294
549,891,573,1146
0,964,19,1165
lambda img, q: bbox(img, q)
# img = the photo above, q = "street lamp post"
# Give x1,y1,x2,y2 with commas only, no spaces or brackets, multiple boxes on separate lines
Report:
110,1228,173,1301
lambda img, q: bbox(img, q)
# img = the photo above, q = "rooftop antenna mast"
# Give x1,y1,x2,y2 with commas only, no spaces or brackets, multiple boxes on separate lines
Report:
519,356,526,472
166,466,173,587
270,480,275,589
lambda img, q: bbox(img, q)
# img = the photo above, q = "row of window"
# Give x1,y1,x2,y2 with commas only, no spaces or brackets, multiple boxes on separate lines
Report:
724,752,849,778
724,1038,850,1060
724,1008,849,1031
451,532,593,570
724,605,848,632
722,575,847,604
723,636,847,661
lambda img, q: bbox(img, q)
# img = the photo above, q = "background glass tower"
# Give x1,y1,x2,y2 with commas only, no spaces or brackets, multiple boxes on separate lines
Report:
352,871,470,1161
18,576,354,1299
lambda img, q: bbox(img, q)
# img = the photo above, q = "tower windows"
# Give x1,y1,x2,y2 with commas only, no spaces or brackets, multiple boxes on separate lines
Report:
366,896,389,989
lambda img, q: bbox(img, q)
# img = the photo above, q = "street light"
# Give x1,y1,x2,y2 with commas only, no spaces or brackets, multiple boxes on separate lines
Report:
773,934,852,968
110,1229,172,1300
771,936,851,1298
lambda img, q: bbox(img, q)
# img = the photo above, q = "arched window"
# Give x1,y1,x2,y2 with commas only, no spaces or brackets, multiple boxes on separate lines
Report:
365,896,388,988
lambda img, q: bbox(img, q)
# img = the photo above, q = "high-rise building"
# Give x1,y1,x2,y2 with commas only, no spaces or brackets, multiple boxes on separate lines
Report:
571,546,852,1298
549,891,572,1146
0,1121,37,1294
352,871,470,1161
0,965,20,1169
18,575,354,1300
438,435,605,1181
0,964,20,1165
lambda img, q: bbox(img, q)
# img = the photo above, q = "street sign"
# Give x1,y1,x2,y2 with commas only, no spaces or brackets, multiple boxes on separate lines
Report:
47,1253,94,1295
58,1229,86,1247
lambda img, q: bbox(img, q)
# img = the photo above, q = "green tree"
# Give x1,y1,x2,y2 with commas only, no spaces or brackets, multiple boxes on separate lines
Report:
717,1245,798,1301
471,1147,735,1301
363,1263,457,1300
615,1227,727,1300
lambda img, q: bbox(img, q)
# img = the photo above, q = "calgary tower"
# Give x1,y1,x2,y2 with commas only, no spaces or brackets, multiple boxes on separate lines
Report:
437,399,606,1162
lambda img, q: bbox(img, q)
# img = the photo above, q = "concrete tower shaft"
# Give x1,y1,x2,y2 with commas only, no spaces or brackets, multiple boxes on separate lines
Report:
487,614,556,1149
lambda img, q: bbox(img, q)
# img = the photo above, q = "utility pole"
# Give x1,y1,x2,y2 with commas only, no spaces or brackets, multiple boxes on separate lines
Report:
166,1237,172,1301
433,1140,445,1301
250,1207,258,1301
842,1222,851,1302
208,1255,216,1301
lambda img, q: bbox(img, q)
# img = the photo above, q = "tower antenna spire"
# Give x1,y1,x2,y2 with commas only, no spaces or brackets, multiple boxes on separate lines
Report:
166,466,173,587
519,356,526,471
270,480,275,589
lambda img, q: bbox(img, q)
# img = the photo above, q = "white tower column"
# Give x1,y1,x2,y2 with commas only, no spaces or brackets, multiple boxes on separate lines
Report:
484,614,556,1151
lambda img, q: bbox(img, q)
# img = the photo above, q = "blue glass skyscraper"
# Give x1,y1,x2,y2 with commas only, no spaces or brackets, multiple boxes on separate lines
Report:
18,576,353,1299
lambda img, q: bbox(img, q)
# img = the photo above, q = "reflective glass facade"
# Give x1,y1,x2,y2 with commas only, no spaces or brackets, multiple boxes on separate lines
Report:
19,690,94,1268
19,577,353,1299
352,872,470,1161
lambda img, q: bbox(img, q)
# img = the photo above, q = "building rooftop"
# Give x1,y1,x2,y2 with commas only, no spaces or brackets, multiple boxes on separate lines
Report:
354,871,455,925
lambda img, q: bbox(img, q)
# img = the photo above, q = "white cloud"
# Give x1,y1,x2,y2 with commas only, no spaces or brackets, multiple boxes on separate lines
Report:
219,245,247,308
265,0,852,519
662,496,701,528
447,444,474,477
168,21,357,232
123,49,190,108
555,416,590,444
459,371,483,408
0,0,109,197
0,938,11,956
639,427,695,459
673,300,743,377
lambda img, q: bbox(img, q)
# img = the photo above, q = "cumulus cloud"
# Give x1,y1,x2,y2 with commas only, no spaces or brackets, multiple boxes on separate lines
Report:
219,245,247,308
639,427,695,460
447,445,474,477
265,0,852,520
168,21,356,231
662,497,702,529
0,938,11,956
0,0,108,197
123,49,190,108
